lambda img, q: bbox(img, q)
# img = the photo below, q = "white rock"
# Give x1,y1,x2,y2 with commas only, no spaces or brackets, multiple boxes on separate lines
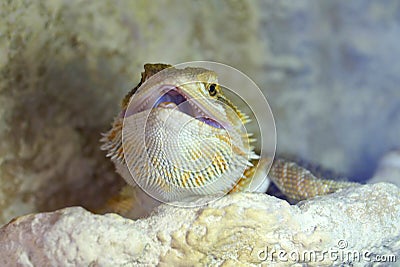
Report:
0,183,399,266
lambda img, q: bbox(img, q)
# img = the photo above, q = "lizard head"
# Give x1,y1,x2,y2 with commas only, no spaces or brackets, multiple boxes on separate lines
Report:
122,64,250,131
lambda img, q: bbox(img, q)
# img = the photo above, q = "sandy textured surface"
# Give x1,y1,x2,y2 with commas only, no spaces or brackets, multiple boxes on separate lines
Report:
1,183,399,266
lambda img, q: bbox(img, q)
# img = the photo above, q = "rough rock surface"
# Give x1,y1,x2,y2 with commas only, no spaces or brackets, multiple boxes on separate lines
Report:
1,183,399,266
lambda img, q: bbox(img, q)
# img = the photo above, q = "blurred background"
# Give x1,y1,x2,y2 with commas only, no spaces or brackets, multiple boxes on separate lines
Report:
1,0,399,224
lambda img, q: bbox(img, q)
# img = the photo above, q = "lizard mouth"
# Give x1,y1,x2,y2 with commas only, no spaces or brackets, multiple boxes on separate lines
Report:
151,88,224,129
124,85,225,129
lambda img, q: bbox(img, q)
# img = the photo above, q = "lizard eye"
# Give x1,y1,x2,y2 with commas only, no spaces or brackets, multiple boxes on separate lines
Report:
208,83,217,96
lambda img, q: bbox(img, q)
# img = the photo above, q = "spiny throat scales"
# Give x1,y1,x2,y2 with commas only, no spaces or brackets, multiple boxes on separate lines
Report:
101,63,262,207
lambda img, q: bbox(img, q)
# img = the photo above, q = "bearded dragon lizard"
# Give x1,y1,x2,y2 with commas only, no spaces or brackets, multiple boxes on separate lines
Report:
100,63,358,218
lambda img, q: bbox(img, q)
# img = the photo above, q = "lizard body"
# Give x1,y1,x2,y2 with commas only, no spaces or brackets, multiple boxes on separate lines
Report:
101,63,357,217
